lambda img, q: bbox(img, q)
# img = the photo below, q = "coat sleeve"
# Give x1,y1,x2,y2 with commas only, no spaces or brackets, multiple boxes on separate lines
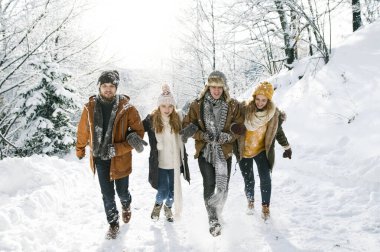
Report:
114,106,145,156
275,112,290,148
76,106,89,158
182,101,203,140
228,99,245,142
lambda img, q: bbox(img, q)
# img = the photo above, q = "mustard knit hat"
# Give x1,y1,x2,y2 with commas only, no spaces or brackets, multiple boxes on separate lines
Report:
253,81,274,100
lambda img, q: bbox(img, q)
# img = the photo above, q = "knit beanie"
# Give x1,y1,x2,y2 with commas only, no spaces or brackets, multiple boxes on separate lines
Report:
198,70,231,101
157,84,176,107
97,70,120,88
253,81,274,100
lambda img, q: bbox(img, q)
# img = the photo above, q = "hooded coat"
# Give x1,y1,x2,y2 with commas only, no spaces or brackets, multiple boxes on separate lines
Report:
76,95,144,180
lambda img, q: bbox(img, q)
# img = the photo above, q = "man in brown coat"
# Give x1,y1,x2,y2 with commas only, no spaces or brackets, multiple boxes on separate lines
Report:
181,71,241,236
76,70,145,239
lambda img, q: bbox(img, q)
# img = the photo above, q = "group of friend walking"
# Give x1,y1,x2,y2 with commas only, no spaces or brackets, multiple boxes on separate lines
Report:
76,70,292,239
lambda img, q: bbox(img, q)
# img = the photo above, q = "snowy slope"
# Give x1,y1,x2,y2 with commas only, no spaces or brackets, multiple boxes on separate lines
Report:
1,22,380,252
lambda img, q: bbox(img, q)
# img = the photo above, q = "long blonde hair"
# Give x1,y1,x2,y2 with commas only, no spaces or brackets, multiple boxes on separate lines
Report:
151,108,181,134
244,96,274,121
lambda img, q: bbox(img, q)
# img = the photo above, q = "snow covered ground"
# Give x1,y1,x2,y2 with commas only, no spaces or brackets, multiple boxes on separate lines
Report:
1,21,380,252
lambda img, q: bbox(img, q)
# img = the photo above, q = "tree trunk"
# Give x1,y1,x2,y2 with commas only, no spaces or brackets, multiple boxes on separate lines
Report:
274,0,294,66
352,0,362,31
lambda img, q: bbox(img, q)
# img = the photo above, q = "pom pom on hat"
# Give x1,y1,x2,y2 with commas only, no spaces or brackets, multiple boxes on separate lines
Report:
253,81,274,100
157,84,176,107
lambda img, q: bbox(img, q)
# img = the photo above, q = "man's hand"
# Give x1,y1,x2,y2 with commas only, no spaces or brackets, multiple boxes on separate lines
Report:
127,132,148,153
217,132,232,144
179,123,198,143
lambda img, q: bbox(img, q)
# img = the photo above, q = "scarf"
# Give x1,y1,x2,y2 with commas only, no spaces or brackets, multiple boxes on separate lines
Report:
202,92,229,206
244,102,276,131
93,94,120,160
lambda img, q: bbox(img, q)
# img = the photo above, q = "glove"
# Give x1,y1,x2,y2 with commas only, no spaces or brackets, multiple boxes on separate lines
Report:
179,123,198,143
127,132,148,153
230,123,246,136
201,131,214,143
283,148,292,159
280,111,287,121
217,132,232,144
108,144,116,158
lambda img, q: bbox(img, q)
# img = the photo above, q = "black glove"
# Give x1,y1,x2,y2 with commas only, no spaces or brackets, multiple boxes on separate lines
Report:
230,123,246,136
179,123,198,143
108,144,116,158
201,131,215,143
283,148,292,159
127,132,148,153
217,132,232,144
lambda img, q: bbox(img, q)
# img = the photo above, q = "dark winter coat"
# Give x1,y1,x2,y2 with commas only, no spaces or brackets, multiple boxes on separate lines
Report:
76,95,144,180
234,103,289,171
142,114,190,189
182,97,242,160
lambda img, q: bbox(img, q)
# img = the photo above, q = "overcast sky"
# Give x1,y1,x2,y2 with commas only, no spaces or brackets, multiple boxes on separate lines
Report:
81,0,185,70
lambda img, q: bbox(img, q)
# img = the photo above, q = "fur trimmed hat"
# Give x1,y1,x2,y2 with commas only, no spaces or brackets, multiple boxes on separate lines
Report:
198,70,231,101
98,70,120,87
253,81,274,100
157,84,176,107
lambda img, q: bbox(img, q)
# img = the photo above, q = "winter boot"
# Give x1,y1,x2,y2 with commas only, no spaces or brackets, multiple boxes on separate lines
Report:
261,204,270,220
151,203,163,221
247,200,254,215
163,204,174,222
105,222,119,240
209,220,222,237
122,205,132,223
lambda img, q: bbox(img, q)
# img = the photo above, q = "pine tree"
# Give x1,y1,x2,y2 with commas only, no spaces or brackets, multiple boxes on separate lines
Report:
16,56,79,156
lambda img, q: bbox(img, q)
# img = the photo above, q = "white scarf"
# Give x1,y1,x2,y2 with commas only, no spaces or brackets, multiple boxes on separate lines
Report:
244,103,276,131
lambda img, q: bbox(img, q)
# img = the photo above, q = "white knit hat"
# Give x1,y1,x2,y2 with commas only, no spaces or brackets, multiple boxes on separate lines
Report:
157,84,176,107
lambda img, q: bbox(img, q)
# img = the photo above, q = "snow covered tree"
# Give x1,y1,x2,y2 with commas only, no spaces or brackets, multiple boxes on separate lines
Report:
15,56,78,156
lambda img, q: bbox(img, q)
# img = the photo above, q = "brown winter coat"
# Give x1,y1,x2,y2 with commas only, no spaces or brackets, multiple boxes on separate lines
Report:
182,97,242,159
235,102,289,171
76,95,144,180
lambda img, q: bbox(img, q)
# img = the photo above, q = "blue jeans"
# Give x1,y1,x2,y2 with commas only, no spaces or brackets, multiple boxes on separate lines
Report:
155,168,174,207
239,151,271,206
95,158,132,224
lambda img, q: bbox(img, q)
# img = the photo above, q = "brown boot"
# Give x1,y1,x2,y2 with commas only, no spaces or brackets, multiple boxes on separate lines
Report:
163,205,174,222
262,204,270,220
105,222,119,240
247,200,254,215
122,206,131,223
151,203,163,221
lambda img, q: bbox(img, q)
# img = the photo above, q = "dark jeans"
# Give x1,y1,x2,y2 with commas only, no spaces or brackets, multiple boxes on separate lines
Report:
198,155,232,223
95,158,132,224
239,151,271,206
155,168,174,207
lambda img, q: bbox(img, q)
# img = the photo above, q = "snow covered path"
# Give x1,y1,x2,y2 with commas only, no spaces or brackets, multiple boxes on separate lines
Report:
1,140,379,251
